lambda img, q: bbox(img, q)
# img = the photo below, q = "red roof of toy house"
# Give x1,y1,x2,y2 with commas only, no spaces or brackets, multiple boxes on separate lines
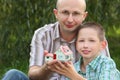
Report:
60,46,72,55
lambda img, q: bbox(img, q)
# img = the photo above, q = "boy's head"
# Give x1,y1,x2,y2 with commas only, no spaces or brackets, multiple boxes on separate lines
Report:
76,22,106,60
77,22,105,41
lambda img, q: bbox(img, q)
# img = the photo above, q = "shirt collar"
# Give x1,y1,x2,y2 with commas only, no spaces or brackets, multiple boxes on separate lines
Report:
53,22,60,40
74,54,102,72
88,54,102,70
53,22,76,43
74,57,82,72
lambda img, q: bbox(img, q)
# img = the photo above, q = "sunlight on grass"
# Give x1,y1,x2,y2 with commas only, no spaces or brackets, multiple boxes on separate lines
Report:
107,26,120,37
112,57,120,70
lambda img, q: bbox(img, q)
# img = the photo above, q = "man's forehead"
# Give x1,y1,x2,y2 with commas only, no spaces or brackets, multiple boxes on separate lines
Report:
56,0,86,11
59,8,84,13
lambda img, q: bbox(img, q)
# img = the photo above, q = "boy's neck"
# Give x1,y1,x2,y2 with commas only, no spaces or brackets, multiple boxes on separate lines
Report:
81,53,101,72
81,63,86,73
81,58,92,73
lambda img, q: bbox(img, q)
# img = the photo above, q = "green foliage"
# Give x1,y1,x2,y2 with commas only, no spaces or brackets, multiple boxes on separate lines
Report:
0,0,56,78
106,26,120,70
0,0,120,79
86,0,120,27
85,1,120,71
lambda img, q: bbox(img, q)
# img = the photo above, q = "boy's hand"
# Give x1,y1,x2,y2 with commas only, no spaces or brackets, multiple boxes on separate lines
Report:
47,60,76,77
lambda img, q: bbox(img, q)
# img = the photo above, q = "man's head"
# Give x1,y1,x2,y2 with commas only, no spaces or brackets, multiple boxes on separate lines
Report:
76,22,106,60
53,0,87,33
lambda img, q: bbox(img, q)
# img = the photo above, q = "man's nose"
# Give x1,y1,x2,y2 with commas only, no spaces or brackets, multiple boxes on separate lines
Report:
67,14,74,22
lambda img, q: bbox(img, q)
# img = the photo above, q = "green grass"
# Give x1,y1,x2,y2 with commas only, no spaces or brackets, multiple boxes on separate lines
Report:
0,58,29,79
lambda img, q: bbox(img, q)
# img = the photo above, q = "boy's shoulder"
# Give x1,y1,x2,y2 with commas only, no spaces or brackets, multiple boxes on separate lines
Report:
100,55,114,63
99,55,116,68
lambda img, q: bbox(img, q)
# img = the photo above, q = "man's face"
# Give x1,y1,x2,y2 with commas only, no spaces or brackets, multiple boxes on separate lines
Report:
54,0,87,33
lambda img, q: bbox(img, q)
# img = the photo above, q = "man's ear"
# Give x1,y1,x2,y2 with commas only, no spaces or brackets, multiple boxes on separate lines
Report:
82,11,88,21
53,8,58,19
84,11,88,18
101,41,107,50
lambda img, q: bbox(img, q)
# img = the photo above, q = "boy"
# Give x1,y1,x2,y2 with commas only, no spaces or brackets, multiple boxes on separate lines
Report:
50,22,120,80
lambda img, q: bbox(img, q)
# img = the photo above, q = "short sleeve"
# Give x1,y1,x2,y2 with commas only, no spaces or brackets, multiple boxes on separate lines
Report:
99,59,120,80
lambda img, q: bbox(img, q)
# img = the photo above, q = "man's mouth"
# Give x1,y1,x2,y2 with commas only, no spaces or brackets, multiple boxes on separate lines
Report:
66,24,74,28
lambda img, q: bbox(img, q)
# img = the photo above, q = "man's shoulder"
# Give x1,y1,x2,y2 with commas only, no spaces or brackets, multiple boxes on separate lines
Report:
35,22,59,33
33,22,59,39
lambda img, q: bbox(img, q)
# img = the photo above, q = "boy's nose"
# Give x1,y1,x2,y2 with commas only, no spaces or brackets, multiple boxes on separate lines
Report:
83,42,89,48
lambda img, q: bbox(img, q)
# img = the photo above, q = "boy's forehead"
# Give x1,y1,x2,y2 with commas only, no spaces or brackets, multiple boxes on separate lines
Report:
79,28,98,36
78,28,100,40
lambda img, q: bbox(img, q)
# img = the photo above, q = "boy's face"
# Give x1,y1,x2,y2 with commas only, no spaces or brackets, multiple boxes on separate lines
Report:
76,28,105,60
54,0,87,33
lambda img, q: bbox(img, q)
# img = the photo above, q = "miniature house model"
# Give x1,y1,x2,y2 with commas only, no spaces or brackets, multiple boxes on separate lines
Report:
45,45,73,62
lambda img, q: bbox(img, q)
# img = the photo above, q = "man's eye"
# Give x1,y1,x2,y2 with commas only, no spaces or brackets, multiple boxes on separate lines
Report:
62,11,69,15
73,12,81,16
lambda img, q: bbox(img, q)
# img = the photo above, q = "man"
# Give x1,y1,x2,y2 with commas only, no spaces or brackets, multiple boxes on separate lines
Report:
2,0,110,80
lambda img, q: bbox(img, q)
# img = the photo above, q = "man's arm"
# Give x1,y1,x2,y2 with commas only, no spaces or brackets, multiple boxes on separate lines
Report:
28,64,52,80
28,59,60,80
102,38,110,57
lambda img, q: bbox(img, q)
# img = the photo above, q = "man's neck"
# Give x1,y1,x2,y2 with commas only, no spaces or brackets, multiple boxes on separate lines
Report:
58,23,78,42
60,30,77,42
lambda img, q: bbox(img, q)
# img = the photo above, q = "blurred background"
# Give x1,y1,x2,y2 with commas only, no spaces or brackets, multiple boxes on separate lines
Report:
0,0,120,79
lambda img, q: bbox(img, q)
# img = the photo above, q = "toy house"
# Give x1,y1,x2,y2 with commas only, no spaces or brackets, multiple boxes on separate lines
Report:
44,45,73,62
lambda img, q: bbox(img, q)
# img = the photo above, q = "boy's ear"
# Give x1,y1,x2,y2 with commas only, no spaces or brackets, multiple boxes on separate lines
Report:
101,41,107,50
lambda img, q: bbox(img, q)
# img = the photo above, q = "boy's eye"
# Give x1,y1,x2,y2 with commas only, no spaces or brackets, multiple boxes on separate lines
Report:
79,40,84,42
89,40,95,42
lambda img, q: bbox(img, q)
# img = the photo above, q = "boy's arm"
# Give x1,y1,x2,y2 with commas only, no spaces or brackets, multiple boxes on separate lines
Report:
99,59,120,80
48,61,86,80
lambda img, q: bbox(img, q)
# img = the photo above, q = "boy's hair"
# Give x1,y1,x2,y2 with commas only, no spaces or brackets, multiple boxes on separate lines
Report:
78,22,105,41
